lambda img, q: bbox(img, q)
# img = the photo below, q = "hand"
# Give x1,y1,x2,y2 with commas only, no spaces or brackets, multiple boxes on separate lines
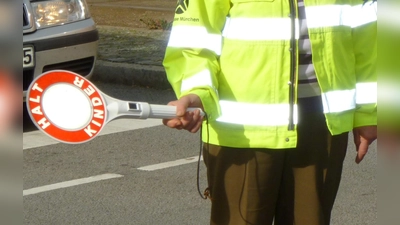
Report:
162,94,204,133
353,125,377,164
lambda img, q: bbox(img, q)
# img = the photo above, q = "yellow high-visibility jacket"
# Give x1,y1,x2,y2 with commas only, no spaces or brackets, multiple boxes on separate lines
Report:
163,0,377,149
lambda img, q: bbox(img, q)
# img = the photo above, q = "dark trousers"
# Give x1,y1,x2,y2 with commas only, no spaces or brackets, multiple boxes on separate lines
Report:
203,98,349,225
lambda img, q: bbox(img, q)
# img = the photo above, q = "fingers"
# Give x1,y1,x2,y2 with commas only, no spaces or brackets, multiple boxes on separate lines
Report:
162,109,204,133
185,109,204,133
174,94,203,116
162,94,204,133
175,99,189,117
162,118,183,129
353,126,377,164
355,140,369,164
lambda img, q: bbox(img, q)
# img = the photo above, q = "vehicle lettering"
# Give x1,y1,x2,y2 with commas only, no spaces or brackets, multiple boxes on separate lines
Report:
23,48,33,65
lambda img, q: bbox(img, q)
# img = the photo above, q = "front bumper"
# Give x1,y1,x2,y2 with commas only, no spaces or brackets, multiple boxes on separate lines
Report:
23,19,99,101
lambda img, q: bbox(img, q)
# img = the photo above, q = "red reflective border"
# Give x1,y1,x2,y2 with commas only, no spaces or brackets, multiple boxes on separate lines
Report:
26,70,107,144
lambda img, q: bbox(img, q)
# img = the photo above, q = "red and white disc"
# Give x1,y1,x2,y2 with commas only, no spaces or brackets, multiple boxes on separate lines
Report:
26,70,107,144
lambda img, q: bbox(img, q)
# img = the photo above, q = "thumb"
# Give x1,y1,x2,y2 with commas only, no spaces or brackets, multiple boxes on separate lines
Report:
175,96,191,117
355,139,369,164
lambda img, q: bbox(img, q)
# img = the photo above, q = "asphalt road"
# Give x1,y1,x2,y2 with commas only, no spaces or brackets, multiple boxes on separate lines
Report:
23,81,377,225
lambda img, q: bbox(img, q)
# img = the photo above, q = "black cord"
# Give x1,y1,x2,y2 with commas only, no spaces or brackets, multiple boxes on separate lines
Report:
196,112,210,199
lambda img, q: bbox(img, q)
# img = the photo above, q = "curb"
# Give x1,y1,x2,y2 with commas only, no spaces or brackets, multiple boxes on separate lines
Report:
92,60,172,90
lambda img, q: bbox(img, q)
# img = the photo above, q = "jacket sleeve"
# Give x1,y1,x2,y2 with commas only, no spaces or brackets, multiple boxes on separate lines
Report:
162,0,231,121
351,0,377,128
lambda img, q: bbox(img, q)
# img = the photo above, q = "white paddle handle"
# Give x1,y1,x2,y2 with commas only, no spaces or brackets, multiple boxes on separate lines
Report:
105,99,205,121
149,104,205,119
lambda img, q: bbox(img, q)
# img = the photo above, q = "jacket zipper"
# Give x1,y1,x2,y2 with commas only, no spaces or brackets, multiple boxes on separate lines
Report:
288,0,296,131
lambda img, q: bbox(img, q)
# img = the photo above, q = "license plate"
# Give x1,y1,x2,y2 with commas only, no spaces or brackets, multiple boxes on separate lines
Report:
23,46,35,69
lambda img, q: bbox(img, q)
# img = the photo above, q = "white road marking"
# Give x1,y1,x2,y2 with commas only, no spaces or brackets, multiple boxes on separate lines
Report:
23,173,124,196
24,119,203,196
23,156,204,196
137,155,203,171
23,118,162,150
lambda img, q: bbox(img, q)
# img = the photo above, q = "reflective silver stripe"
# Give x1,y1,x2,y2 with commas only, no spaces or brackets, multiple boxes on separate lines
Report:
306,4,377,28
221,3,377,41
216,100,298,126
356,82,377,104
321,89,356,113
173,4,376,44
222,17,299,40
181,69,215,93
167,25,222,55
351,2,377,28
305,5,353,28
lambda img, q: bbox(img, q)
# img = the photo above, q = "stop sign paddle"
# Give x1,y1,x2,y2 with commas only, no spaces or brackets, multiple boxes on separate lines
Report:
26,70,204,144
